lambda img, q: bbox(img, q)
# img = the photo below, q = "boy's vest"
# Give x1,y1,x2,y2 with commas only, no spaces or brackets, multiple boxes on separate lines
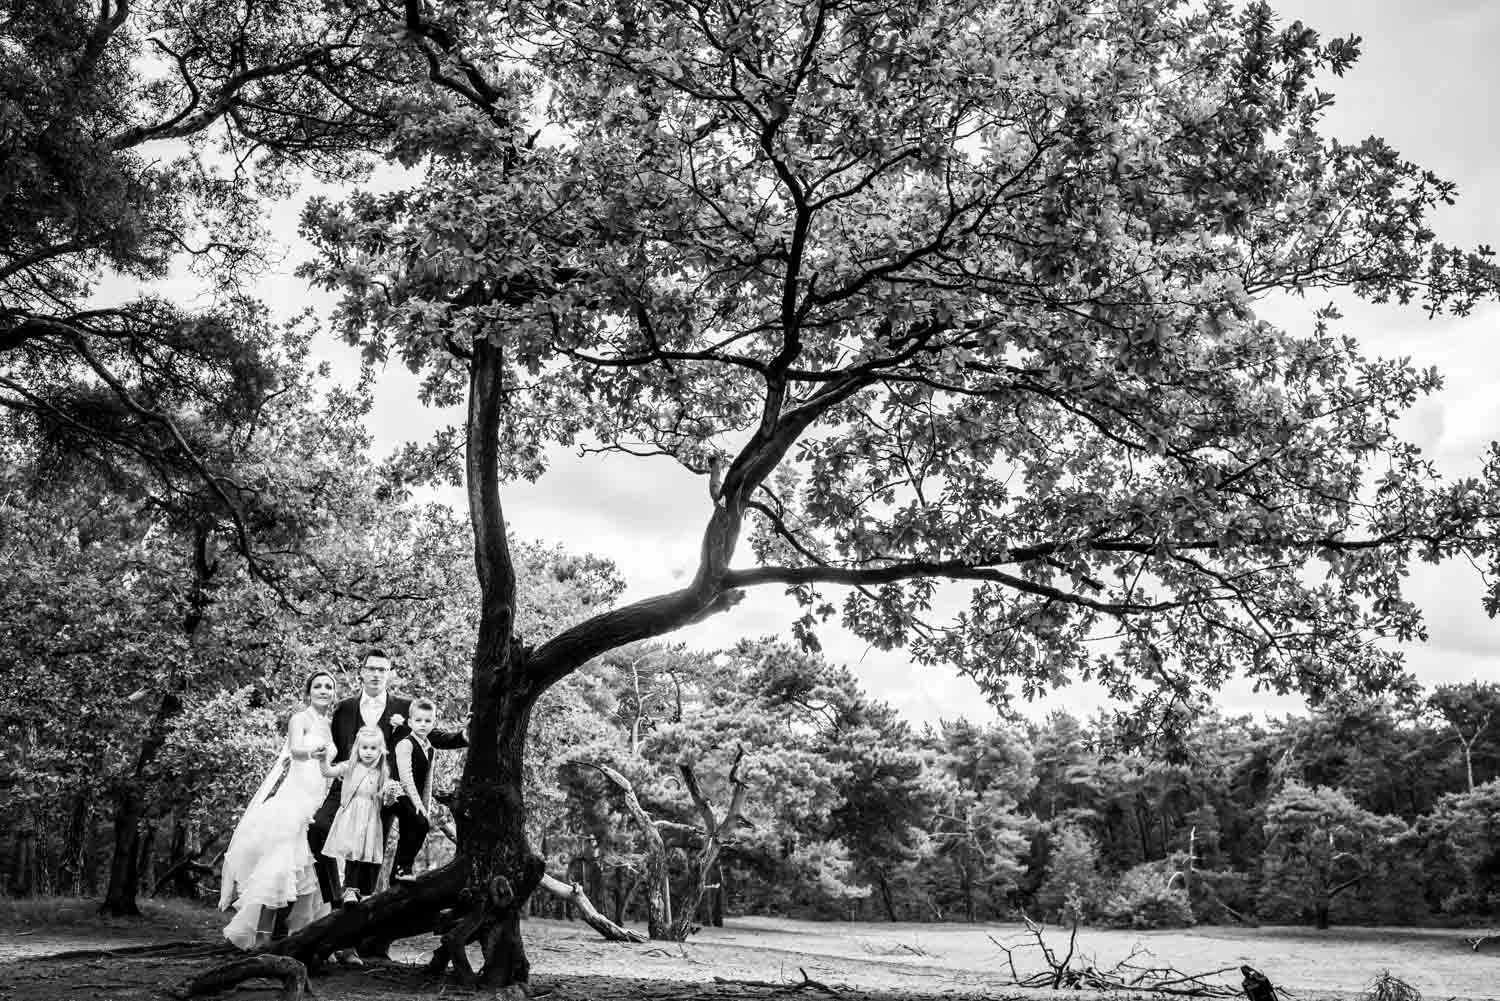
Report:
401,737,434,807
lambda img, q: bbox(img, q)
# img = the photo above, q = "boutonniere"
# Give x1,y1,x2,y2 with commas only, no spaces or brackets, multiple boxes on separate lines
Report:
390,713,406,727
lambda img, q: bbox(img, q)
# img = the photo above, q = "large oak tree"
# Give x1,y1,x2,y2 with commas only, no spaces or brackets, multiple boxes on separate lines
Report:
11,0,1499,988
247,0,1500,988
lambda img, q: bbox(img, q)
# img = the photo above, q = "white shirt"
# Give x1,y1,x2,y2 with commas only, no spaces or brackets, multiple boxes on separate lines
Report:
359,693,386,728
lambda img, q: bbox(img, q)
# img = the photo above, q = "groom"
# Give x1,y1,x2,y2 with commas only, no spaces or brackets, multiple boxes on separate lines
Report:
307,648,469,907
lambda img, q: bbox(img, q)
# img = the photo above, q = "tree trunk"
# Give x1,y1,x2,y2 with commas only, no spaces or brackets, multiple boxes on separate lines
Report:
9,823,38,897
445,632,545,988
138,822,158,896
101,792,147,916
672,757,747,941
709,860,725,927
100,692,181,916
876,868,898,922
585,762,673,939
584,841,603,914
8,723,40,896
959,852,976,924
58,793,91,896
1313,900,1330,929
154,821,220,899
617,873,642,927
608,862,623,925
103,525,213,915
165,820,189,897
673,838,720,940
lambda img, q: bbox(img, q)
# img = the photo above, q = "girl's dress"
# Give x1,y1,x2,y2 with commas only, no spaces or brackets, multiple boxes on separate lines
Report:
322,762,386,863
220,707,333,950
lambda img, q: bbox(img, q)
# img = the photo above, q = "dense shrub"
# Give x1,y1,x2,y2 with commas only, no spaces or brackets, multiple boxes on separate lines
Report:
1034,823,1102,923
1099,863,1195,929
1190,868,1257,925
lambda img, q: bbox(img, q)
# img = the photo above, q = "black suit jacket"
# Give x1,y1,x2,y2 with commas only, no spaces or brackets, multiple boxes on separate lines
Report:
329,693,467,775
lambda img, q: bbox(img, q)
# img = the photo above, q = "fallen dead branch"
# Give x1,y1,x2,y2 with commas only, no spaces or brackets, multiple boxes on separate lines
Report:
712,967,845,993
536,872,648,943
436,814,645,944
860,940,932,958
989,916,1241,996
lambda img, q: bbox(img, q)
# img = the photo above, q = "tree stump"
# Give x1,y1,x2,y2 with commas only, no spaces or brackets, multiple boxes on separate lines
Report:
1241,965,1277,1001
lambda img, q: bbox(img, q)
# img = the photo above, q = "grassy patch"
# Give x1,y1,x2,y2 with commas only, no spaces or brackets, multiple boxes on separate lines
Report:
0,895,220,939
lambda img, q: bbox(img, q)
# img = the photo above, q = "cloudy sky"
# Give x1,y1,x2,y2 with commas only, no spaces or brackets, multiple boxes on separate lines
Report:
253,0,1500,726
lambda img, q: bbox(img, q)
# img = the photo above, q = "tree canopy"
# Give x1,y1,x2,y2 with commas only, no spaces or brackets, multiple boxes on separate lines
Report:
300,0,1500,730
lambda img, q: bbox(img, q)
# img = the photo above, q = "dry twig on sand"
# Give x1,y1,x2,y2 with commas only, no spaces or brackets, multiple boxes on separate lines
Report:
712,966,845,993
1466,932,1500,952
1363,971,1422,1001
988,916,1241,997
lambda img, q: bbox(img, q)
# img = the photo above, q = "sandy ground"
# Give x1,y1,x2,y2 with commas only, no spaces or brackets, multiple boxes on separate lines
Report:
2,910,1499,1001
674,917,1500,998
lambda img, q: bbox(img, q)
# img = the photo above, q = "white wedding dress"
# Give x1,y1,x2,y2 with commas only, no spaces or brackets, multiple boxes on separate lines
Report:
219,707,333,949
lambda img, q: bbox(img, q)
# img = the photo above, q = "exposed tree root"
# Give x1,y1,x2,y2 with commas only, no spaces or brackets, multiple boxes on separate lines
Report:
262,861,467,969
188,861,531,991
173,954,310,1000
432,874,513,986
417,854,544,989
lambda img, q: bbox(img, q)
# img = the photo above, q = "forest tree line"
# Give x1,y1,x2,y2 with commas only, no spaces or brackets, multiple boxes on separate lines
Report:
5,442,1500,934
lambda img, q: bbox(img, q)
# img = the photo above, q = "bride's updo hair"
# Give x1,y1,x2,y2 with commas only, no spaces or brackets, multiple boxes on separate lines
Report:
303,670,338,700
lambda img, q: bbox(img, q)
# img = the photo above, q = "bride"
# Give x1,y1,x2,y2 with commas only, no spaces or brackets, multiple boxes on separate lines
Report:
219,670,338,949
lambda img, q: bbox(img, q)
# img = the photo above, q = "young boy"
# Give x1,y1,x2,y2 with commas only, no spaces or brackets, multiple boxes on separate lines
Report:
391,698,443,881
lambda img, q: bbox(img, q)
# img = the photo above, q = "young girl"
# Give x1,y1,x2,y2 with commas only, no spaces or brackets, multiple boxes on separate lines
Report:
319,725,388,903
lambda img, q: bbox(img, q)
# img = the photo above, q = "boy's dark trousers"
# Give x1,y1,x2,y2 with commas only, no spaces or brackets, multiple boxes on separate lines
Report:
389,797,431,872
